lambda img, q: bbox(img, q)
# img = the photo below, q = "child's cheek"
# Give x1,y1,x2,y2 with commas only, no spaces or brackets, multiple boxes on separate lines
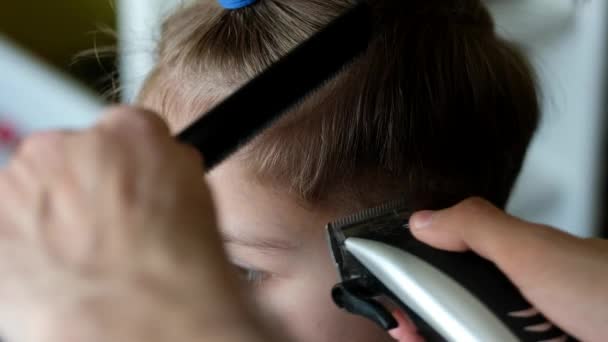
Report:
251,253,393,342
256,271,342,341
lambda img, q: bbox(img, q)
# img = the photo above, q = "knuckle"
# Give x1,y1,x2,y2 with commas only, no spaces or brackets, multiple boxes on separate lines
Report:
180,145,204,168
584,237,608,251
101,106,169,138
102,105,139,119
17,134,45,156
0,170,11,192
447,197,502,228
15,131,65,158
458,197,494,214
85,129,109,148
85,129,124,161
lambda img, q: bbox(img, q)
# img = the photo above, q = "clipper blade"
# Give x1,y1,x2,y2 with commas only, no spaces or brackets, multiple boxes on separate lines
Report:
327,198,413,283
325,198,414,330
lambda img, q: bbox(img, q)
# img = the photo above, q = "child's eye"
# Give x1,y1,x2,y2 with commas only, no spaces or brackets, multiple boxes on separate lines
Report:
233,264,270,287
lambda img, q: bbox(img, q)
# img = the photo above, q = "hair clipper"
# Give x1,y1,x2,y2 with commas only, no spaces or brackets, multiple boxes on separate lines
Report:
326,199,572,342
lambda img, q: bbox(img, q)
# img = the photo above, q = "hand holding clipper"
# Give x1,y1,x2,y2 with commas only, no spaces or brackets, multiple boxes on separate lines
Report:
326,198,583,342
407,198,608,342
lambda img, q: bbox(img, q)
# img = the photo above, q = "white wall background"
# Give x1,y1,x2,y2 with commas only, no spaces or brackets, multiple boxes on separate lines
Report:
489,0,607,237
118,0,607,236
118,0,195,103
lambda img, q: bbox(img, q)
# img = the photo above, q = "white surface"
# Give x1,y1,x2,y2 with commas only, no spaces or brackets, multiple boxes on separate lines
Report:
489,0,607,237
119,0,607,236
118,0,194,103
0,36,103,164
487,0,583,43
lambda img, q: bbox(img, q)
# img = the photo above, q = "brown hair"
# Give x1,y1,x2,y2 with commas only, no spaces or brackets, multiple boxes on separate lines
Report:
139,0,540,210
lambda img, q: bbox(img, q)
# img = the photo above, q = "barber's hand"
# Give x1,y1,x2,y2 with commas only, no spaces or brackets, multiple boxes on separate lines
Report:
398,198,608,342
0,107,264,342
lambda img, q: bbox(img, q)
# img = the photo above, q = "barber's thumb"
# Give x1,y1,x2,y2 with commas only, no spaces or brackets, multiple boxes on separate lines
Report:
408,197,524,258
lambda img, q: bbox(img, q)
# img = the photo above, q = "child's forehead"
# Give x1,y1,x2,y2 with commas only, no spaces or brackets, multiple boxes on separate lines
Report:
207,158,338,239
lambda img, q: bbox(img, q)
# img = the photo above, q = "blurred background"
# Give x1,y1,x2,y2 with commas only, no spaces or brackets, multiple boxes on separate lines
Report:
0,1,117,95
0,0,607,237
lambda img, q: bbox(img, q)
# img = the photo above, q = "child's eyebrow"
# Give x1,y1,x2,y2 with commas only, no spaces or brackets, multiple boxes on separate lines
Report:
222,232,300,252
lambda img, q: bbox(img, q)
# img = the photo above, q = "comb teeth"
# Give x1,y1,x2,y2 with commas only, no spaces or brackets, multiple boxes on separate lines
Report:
178,1,373,170
331,197,409,230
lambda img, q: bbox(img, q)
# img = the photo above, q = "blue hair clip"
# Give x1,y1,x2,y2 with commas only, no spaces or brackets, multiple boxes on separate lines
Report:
218,0,258,10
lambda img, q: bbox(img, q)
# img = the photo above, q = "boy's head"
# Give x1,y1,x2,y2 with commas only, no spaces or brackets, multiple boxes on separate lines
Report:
139,0,540,341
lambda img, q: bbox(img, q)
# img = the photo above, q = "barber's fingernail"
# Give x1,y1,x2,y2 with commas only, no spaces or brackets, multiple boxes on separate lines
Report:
411,211,435,229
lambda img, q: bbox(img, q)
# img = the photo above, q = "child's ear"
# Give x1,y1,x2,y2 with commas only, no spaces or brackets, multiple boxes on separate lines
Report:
388,309,423,342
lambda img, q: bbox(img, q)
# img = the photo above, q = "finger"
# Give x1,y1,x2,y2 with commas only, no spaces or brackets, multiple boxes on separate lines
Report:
409,198,520,256
2,152,38,200
12,130,74,180
5,131,77,242
0,166,52,243
14,130,70,158
409,197,581,287
0,170,22,237
4,130,73,213
389,309,424,342
176,143,206,174
97,105,170,139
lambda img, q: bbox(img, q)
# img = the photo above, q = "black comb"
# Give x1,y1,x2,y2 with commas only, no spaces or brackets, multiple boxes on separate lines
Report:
177,1,372,170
